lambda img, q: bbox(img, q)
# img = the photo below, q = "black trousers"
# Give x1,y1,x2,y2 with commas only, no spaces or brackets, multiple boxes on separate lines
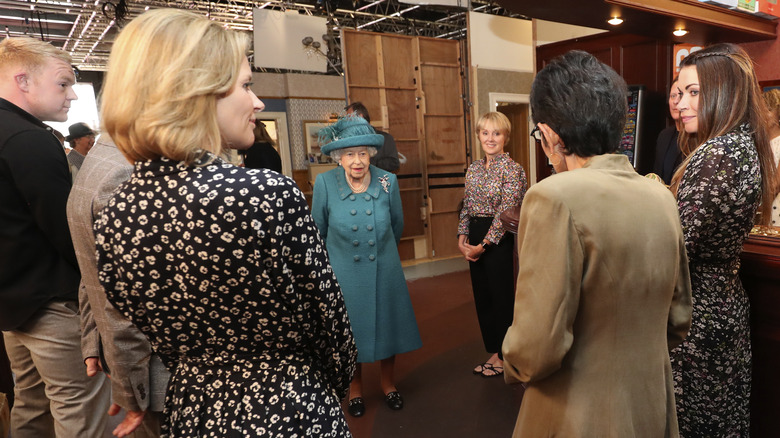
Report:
467,217,516,358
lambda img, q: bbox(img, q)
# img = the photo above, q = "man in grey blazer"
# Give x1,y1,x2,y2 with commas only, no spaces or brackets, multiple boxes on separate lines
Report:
67,136,170,437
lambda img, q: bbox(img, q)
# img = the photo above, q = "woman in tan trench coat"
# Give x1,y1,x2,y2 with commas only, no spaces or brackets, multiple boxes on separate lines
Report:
501,50,693,437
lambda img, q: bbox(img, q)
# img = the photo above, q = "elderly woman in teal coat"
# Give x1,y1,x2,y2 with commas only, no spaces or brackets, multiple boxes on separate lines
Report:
312,115,422,418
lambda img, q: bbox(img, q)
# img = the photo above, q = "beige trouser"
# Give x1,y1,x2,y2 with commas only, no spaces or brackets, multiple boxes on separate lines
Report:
3,299,111,438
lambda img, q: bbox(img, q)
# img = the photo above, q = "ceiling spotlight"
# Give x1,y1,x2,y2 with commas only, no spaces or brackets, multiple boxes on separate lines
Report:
673,28,688,37
607,17,623,26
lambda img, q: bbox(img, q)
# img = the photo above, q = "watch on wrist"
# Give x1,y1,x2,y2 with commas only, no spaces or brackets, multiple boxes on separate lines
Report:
480,241,490,249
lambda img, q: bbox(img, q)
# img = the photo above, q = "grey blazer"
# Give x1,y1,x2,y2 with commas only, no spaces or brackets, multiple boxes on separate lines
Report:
66,137,169,413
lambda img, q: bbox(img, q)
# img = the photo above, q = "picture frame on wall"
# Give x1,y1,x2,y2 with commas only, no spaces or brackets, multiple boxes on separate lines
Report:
303,120,330,163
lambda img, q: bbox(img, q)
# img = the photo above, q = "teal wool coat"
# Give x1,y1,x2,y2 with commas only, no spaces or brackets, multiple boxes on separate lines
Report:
312,165,422,363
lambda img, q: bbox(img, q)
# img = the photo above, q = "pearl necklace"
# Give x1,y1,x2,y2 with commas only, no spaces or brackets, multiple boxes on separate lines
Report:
347,172,370,194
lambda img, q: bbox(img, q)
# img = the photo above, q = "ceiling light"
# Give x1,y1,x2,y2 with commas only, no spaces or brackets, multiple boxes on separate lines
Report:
607,17,623,25
673,28,688,37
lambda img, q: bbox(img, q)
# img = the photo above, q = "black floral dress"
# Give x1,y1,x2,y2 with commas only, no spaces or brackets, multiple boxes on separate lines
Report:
671,124,759,437
95,153,357,438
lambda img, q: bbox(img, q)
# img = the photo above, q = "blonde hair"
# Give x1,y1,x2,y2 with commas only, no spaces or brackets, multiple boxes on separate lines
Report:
253,122,275,146
0,37,72,76
763,89,780,119
475,112,511,145
101,9,249,164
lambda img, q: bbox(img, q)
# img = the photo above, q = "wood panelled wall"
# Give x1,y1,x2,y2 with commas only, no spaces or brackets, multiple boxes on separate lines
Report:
342,30,466,259
740,235,780,437
536,33,673,176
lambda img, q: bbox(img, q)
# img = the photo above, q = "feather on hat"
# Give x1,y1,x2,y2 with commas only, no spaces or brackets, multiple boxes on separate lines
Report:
318,115,384,156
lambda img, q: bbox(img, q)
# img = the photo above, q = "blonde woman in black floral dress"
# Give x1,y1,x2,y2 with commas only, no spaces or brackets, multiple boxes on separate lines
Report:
94,9,356,437
671,43,777,437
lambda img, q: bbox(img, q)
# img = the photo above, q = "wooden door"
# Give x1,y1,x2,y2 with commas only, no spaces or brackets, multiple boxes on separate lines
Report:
417,37,465,259
497,103,531,174
342,30,466,259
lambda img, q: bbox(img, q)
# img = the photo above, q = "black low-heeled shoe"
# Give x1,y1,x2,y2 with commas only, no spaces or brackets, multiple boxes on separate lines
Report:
385,391,403,410
348,397,365,417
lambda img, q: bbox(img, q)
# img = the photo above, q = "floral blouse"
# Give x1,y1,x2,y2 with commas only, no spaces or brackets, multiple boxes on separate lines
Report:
458,153,527,244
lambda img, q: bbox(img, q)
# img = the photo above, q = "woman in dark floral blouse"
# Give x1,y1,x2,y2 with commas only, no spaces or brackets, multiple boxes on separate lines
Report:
671,43,777,437
458,111,527,377
94,9,356,437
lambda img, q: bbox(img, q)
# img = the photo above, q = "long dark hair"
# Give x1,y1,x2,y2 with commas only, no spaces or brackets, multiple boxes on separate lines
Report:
253,122,275,146
670,43,776,224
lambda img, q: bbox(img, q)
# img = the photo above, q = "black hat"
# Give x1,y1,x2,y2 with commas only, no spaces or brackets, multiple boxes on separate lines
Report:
65,122,97,142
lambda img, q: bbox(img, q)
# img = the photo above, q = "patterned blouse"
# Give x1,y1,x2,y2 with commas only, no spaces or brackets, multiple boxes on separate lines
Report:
95,153,357,437
458,153,527,244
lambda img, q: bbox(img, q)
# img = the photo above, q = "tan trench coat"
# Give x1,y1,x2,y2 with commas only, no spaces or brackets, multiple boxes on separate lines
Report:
502,154,692,437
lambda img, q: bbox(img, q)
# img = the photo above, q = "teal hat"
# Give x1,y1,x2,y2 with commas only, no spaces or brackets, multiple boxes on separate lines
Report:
318,115,384,156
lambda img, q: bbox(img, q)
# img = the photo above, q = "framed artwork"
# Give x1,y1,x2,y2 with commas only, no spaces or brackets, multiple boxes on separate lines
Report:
303,120,329,155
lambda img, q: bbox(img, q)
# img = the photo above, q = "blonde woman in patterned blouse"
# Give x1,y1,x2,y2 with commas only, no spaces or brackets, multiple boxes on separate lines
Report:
94,9,357,437
457,111,527,377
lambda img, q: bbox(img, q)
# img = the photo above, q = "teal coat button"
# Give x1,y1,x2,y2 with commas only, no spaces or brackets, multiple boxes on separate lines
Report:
366,225,373,231
350,209,357,215
368,240,375,246
369,254,376,261
366,209,372,215
352,225,358,231
353,240,359,246
354,255,361,261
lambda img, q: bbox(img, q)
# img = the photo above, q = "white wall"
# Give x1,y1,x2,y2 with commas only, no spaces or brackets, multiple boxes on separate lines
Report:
45,83,99,136
253,9,328,73
468,12,534,73
534,19,606,46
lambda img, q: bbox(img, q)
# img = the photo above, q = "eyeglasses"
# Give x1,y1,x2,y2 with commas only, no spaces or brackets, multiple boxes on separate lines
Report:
530,126,543,142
